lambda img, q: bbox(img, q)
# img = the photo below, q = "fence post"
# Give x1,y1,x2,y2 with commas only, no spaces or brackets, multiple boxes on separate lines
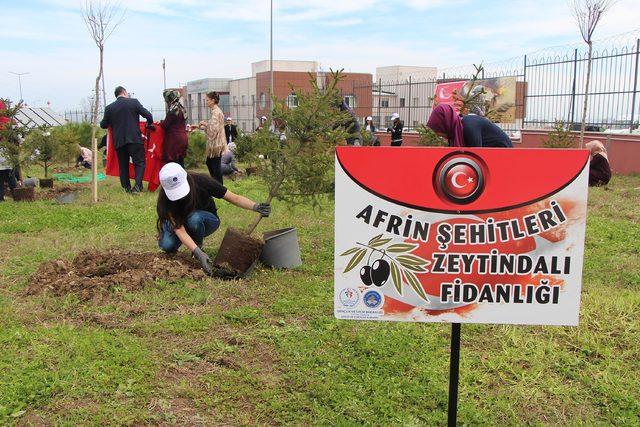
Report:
522,55,527,128
570,48,579,127
408,76,412,131
629,38,640,132
377,78,382,128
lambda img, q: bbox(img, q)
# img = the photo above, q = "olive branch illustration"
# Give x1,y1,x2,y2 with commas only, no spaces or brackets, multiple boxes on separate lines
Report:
340,234,431,302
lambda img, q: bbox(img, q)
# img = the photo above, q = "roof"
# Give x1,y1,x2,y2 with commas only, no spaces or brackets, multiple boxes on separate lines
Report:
14,107,66,129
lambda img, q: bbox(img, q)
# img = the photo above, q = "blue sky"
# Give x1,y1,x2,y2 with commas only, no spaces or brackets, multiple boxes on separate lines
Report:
1,0,638,111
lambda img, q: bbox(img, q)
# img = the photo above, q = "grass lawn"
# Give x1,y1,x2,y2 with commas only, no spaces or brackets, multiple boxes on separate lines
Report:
0,171,639,425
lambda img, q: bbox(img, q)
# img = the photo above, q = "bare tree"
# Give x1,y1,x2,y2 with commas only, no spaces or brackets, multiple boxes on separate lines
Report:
569,0,616,147
82,0,125,202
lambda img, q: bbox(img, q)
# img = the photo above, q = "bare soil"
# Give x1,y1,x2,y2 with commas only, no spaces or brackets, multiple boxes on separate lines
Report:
36,184,90,200
213,228,264,278
25,250,207,300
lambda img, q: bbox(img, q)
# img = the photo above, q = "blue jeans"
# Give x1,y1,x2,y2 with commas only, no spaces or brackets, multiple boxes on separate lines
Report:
158,210,220,253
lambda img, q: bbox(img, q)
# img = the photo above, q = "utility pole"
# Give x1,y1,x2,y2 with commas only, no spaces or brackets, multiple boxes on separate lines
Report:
163,58,167,90
9,71,29,101
270,0,274,116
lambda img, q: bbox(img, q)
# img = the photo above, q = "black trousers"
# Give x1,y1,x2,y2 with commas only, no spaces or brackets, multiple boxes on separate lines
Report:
0,169,16,201
206,156,223,184
116,143,146,190
391,139,403,147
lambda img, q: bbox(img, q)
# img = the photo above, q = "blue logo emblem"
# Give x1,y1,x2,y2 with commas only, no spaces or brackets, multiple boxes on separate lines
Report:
363,290,383,308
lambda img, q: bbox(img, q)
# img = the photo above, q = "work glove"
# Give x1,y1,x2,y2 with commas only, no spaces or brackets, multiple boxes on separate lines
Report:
146,123,156,131
252,202,271,217
192,247,213,276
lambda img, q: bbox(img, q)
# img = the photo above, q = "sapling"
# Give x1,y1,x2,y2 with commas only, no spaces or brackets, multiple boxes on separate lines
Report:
236,70,352,235
0,99,32,176
24,126,57,178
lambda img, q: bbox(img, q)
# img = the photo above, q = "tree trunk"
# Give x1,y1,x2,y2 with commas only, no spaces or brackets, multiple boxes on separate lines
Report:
579,42,593,148
246,175,285,236
44,161,48,178
91,46,104,203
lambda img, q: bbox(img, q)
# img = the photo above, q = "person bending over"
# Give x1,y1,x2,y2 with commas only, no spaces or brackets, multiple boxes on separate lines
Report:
586,140,611,187
427,104,512,148
156,163,271,274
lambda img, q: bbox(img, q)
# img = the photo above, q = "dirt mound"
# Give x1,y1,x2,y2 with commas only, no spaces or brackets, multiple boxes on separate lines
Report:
37,184,89,200
26,250,207,300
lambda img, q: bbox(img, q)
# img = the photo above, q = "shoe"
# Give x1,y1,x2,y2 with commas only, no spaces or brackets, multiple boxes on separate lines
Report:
131,186,143,194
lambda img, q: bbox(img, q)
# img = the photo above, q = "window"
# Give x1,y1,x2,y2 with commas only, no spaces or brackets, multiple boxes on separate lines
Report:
413,97,419,106
344,95,356,108
233,96,237,105
242,95,246,106
400,98,406,108
381,99,389,108
260,93,266,108
287,94,299,108
251,95,255,107
385,115,393,128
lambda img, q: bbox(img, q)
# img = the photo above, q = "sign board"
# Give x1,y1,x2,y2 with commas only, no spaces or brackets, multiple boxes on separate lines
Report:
334,147,589,326
433,77,517,123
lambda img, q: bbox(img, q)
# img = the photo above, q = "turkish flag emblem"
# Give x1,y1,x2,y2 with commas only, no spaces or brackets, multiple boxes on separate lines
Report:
436,156,485,204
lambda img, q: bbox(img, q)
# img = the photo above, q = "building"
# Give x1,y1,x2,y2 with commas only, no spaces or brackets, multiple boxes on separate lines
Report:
185,78,233,124
227,60,373,133
372,65,438,131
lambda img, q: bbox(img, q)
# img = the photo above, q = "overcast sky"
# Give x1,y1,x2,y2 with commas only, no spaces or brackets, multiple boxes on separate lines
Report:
1,0,638,112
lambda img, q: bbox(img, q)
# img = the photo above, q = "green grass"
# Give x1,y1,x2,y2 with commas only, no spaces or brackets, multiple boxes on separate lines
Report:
0,171,638,425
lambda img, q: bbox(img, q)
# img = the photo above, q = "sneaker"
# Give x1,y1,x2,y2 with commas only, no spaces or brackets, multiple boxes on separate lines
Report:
130,186,143,195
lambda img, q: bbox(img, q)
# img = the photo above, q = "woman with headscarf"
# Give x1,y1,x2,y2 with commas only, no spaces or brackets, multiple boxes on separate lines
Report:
196,91,226,184
427,104,512,148
161,89,189,167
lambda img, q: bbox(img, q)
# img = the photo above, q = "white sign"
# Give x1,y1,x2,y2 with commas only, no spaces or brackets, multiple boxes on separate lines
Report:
334,147,589,326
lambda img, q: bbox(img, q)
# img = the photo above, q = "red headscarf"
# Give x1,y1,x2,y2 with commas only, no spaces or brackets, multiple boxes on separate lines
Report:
427,104,464,147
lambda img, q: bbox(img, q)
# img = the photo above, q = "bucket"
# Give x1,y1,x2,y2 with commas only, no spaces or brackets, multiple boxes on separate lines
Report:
23,177,39,188
260,227,302,269
12,187,35,202
40,178,54,188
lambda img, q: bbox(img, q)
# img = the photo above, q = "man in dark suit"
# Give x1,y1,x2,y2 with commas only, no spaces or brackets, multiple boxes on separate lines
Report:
224,117,238,144
100,86,154,193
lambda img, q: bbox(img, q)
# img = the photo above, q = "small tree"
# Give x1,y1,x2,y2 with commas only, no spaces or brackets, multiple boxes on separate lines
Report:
543,121,577,148
236,70,351,235
82,0,125,202
452,63,489,116
569,0,616,147
0,99,32,175
416,124,447,146
185,131,207,169
23,127,57,177
51,125,82,167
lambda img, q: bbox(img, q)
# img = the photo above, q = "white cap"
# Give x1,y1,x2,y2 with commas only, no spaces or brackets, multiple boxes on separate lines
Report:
260,115,267,120
366,116,372,121
159,162,190,201
391,113,400,120
226,116,232,121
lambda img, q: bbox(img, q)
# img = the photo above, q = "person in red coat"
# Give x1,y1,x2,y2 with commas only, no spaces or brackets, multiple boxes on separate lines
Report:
160,90,189,167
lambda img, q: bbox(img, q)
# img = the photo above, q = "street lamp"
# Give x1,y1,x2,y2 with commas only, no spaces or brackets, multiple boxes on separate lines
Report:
270,0,273,116
9,71,30,101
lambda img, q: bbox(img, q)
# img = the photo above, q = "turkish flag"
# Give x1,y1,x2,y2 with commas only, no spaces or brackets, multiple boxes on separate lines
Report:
105,122,166,191
433,81,465,109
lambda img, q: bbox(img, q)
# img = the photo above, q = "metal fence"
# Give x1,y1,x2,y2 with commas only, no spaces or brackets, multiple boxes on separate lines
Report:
64,38,640,135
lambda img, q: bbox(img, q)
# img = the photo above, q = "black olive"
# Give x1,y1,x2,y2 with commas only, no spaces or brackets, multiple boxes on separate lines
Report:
371,259,390,286
360,265,373,286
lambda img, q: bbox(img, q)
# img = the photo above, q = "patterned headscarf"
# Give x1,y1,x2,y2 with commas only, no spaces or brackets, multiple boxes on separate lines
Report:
163,89,187,120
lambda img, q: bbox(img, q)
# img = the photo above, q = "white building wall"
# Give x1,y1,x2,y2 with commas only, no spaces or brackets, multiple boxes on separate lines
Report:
229,77,257,133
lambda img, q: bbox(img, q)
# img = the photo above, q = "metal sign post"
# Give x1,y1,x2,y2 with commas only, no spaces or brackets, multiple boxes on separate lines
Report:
447,323,461,427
